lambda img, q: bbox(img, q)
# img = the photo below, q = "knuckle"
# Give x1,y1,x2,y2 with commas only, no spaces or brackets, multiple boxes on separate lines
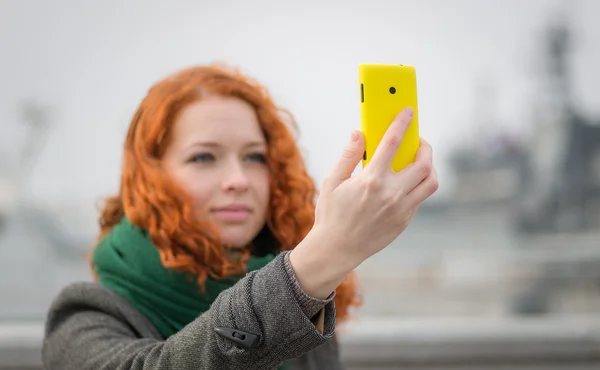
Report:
416,161,432,177
341,147,355,160
425,143,433,155
380,189,397,205
421,138,431,150
385,135,400,149
363,175,382,192
429,177,439,193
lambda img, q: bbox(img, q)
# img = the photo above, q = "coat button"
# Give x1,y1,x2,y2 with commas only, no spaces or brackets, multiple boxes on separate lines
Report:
214,327,259,349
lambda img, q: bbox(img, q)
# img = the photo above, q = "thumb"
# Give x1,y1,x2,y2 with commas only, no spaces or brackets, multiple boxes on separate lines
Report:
321,130,365,194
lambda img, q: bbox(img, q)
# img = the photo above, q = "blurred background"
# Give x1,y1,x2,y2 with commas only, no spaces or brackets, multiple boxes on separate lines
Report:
1,0,599,368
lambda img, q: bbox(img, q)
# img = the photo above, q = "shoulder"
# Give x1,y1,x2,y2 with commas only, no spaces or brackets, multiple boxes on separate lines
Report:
52,281,115,302
49,281,128,316
42,283,160,370
45,281,161,339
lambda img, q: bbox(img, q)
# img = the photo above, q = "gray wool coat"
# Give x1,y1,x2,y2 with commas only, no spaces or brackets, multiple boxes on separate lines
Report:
42,251,344,370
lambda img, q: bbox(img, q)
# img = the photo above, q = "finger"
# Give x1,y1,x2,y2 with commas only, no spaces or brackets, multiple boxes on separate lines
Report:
394,138,433,193
414,137,432,162
321,130,365,194
368,107,414,173
405,165,439,208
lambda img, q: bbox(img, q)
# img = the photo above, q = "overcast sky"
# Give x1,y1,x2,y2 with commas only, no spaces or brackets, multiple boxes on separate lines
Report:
1,0,598,219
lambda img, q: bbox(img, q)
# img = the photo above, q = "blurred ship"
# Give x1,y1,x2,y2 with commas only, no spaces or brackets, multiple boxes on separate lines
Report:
447,11,600,234
440,10,600,316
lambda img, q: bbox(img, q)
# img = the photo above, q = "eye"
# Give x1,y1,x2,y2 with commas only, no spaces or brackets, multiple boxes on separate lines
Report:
188,152,215,163
246,152,267,163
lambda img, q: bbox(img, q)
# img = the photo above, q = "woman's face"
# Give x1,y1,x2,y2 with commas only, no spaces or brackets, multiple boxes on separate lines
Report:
163,96,270,248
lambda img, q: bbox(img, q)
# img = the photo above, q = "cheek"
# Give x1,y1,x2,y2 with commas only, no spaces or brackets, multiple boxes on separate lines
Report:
252,171,271,210
186,183,215,209
171,168,216,209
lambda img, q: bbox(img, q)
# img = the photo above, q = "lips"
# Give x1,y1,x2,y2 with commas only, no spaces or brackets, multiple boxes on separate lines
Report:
210,205,252,223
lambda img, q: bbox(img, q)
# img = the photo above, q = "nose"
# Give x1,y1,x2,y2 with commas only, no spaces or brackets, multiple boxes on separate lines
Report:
221,159,250,192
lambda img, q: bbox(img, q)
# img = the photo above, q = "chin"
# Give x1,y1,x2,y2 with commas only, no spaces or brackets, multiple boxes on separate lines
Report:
214,219,265,248
219,231,257,249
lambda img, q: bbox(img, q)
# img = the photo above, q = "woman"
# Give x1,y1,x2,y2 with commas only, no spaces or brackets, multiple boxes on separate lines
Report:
42,64,438,370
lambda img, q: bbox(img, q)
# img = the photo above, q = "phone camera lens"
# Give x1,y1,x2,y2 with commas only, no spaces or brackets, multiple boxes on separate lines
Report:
389,87,396,94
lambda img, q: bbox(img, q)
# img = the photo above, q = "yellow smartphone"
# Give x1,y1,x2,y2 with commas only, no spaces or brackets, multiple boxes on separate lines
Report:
359,63,420,172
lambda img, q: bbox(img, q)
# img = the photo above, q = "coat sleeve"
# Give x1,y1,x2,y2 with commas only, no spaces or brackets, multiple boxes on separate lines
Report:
42,251,337,370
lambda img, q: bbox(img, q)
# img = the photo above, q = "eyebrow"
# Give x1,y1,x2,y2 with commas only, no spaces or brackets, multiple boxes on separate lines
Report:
187,141,266,149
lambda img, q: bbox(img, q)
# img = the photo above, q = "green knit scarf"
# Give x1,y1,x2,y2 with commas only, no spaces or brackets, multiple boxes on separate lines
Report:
93,217,285,368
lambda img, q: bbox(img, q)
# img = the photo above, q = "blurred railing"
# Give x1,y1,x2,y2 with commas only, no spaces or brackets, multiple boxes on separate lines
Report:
339,317,600,369
2,318,599,370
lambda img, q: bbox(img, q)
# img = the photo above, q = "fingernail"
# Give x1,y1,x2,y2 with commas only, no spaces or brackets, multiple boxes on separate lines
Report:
405,107,414,118
351,131,359,142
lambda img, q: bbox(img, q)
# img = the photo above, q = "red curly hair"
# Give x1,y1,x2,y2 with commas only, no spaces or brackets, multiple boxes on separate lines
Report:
90,64,362,323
